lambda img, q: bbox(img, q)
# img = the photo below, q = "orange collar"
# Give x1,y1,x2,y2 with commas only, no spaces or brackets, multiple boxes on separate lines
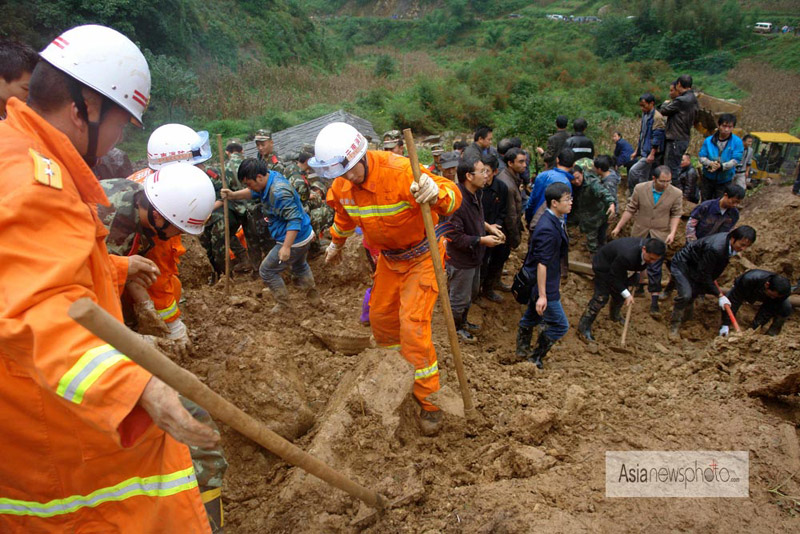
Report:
4,98,110,206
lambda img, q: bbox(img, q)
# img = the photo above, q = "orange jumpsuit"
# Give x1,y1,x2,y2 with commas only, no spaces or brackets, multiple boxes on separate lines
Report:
126,168,185,324
0,99,210,533
326,150,461,411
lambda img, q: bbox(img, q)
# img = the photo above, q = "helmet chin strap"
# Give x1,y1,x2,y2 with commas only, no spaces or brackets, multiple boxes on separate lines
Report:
67,79,111,168
145,207,171,241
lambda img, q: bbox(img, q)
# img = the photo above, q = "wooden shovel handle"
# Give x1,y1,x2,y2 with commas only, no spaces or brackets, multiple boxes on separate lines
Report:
68,298,385,510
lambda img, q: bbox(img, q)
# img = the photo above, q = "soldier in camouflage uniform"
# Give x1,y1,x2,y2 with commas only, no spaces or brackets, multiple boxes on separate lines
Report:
427,144,444,175
570,158,617,254
97,173,228,533
254,128,286,174
383,129,405,156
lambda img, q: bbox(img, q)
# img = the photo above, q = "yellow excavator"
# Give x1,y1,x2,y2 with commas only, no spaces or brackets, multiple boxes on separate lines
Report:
695,93,800,181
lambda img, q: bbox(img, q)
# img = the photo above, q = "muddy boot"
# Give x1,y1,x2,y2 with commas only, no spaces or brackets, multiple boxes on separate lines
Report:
266,286,291,314
529,332,556,369
201,487,224,533
495,280,513,292
682,301,694,322
296,274,321,307
462,309,480,332
669,306,683,340
765,317,786,336
609,301,625,324
515,325,534,360
418,408,443,436
577,310,597,342
634,284,645,296
482,288,503,303
650,295,660,316
454,314,475,343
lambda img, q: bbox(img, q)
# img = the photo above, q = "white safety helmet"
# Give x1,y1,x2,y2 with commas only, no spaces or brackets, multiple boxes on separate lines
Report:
144,164,215,235
308,122,368,179
147,123,212,170
40,24,151,127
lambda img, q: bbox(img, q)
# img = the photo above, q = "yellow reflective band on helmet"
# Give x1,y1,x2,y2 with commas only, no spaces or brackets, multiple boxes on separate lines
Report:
331,222,355,238
0,467,197,518
343,201,412,219
415,361,439,380
56,344,130,404
445,188,457,214
157,300,179,321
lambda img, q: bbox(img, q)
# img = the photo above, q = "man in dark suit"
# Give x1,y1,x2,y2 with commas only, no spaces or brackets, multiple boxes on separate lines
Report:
577,237,666,342
721,269,792,337
668,226,756,338
515,182,572,369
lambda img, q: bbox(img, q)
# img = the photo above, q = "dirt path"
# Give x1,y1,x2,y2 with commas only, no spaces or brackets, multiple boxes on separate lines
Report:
179,183,800,533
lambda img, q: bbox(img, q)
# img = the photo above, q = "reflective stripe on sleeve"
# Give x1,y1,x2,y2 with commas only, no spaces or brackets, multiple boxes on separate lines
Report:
343,201,412,218
56,344,130,404
445,188,457,214
414,361,439,380
156,300,179,321
0,467,197,518
331,222,355,238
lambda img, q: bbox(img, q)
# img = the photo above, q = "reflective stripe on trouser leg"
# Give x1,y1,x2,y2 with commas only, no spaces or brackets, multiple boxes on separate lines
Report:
370,246,442,409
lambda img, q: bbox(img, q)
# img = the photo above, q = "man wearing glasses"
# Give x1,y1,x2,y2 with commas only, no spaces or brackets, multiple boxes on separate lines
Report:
611,165,683,315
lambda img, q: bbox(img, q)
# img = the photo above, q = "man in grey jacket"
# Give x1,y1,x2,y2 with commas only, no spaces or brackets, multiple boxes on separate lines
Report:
660,74,699,179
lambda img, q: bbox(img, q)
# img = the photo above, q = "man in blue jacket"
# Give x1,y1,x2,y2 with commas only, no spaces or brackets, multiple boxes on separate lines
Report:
516,182,572,369
698,113,744,201
222,158,318,312
525,147,575,229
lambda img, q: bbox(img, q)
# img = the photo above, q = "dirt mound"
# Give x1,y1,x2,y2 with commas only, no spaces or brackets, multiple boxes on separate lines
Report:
174,183,800,532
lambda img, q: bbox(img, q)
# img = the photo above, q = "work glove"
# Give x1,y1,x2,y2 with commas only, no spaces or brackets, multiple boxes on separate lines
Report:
325,242,343,265
166,318,192,358
140,334,181,357
410,173,440,204
719,325,730,337
133,300,170,336
718,295,731,310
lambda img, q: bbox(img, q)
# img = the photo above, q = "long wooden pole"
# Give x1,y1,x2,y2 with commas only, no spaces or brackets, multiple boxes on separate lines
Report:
68,298,386,511
620,298,633,347
216,134,231,294
402,129,476,422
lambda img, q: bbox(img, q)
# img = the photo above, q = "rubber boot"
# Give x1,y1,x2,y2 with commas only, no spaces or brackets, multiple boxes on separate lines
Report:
669,306,683,340
455,313,475,342
609,301,625,324
483,288,503,303
529,332,556,369
201,487,224,534
515,325,534,360
765,316,786,336
296,273,321,307
418,408,443,437
462,308,480,332
650,295,660,316
267,286,291,314
577,309,597,342
682,300,694,322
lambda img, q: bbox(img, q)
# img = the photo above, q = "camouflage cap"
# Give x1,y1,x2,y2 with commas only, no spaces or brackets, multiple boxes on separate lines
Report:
440,151,459,169
575,157,594,173
301,143,315,156
382,130,402,148
431,144,444,156
254,129,272,141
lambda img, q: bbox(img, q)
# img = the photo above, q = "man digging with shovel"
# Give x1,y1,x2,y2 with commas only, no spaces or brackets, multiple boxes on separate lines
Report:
311,122,462,436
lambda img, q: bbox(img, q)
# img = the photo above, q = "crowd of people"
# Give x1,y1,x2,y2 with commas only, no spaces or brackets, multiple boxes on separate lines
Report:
0,27,797,534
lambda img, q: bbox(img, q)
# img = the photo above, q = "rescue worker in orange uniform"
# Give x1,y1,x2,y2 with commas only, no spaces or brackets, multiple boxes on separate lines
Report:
0,25,217,533
311,122,462,436
111,124,217,354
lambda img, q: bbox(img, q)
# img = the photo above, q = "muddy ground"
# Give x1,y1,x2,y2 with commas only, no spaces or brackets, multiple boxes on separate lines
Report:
177,183,800,533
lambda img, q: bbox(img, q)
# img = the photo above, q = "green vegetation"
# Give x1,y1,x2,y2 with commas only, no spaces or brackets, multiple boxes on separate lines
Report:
4,0,798,162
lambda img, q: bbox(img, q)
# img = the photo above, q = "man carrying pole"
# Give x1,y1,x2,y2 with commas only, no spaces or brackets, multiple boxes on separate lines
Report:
311,122,462,436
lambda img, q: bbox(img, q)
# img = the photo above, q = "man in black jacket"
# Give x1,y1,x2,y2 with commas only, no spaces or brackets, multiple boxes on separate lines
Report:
577,237,666,342
446,157,504,341
537,115,570,169
515,182,572,368
480,153,510,303
660,74,699,179
563,117,595,160
668,226,757,338
721,270,793,336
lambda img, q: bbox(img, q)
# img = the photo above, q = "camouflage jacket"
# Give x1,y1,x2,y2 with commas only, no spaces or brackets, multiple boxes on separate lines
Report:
258,152,286,176
574,173,616,227
205,166,247,217
97,179,154,256
283,162,310,204
225,152,244,190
